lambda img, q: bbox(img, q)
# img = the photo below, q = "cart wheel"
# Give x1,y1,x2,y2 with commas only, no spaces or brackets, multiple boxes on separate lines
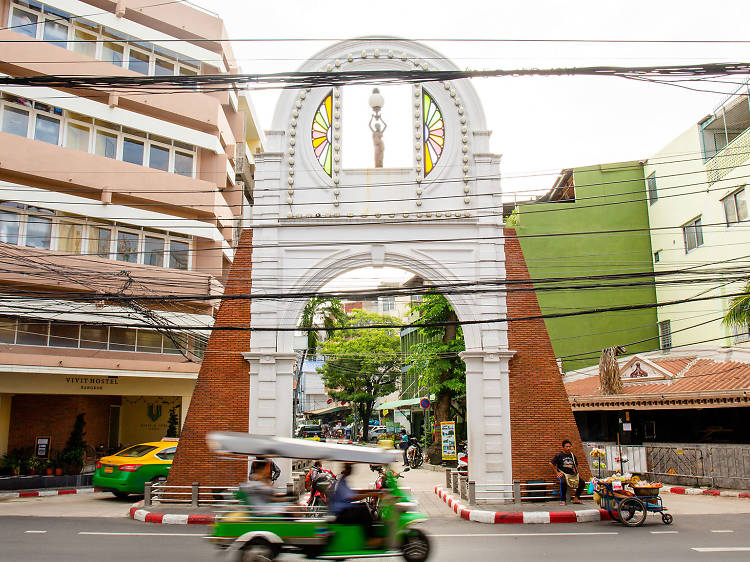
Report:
239,538,279,562
617,497,647,527
661,513,673,525
402,529,430,562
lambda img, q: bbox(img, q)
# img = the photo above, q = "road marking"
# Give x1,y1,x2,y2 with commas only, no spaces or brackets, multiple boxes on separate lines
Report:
434,532,619,537
710,529,734,533
24,530,47,534
650,531,679,534
79,532,204,537
692,547,750,553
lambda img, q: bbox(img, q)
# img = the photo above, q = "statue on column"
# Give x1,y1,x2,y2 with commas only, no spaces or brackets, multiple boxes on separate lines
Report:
368,88,387,168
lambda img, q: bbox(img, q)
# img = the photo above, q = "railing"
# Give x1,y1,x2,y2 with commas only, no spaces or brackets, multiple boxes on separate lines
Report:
705,126,750,184
443,469,594,505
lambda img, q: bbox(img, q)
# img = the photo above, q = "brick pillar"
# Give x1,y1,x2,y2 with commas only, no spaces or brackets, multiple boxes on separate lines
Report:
504,228,591,482
167,229,253,486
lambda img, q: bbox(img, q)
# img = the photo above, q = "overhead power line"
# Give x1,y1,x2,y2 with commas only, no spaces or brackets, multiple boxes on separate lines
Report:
2,63,750,91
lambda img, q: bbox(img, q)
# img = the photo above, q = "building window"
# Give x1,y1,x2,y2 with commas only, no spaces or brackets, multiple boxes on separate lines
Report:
1,94,197,178
682,217,704,253
116,230,139,263
0,202,191,270
143,236,165,267
722,187,748,226
2,106,30,137
659,320,672,351
647,173,658,205
0,210,20,244
381,296,396,313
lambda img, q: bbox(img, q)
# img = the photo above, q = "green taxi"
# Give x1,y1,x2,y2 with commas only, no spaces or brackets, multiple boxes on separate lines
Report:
93,439,177,498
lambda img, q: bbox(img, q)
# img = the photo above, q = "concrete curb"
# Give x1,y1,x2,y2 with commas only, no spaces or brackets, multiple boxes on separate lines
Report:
660,486,750,498
127,500,216,525
0,487,99,499
434,486,613,524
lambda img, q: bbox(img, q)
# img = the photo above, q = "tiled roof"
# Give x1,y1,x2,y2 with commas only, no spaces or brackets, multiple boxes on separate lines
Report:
565,356,750,399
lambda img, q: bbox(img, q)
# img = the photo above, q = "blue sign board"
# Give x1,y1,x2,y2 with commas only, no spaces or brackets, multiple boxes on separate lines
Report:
420,398,431,409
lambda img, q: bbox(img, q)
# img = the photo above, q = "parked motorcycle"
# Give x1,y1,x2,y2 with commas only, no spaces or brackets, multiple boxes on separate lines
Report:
303,466,336,510
457,441,468,477
406,437,424,469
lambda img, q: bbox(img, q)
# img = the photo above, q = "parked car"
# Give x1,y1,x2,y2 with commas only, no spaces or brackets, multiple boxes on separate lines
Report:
92,439,178,498
368,426,389,442
295,425,323,439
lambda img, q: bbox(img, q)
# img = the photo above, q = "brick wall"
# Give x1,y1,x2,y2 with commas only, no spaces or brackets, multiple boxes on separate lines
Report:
505,228,591,481
8,394,116,455
167,229,253,486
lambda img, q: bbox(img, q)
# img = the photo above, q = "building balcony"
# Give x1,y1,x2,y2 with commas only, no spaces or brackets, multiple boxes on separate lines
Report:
705,125,750,185
0,132,232,224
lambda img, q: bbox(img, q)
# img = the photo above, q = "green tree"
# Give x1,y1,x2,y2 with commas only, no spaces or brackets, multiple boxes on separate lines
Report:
723,283,750,334
318,310,402,441
406,293,465,464
298,297,348,355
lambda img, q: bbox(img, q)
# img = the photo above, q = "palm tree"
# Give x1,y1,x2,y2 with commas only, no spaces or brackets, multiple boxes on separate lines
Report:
298,297,347,355
723,282,750,334
294,297,347,419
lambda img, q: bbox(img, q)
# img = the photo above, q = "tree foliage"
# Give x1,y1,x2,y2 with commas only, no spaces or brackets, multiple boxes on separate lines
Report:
723,283,750,334
298,297,348,354
407,294,466,396
406,293,465,463
318,310,402,441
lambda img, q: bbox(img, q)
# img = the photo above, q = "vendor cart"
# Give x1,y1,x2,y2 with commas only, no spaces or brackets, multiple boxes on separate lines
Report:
597,480,673,527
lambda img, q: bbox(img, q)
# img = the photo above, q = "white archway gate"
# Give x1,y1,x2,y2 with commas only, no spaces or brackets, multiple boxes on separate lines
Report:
245,38,513,499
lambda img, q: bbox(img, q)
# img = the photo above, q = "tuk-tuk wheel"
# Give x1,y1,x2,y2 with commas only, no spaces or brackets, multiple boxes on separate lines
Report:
401,529,430,562
239,538,279,562
661,513,673,525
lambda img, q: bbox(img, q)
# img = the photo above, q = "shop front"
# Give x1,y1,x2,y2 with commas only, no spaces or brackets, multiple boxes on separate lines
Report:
0,370,195,459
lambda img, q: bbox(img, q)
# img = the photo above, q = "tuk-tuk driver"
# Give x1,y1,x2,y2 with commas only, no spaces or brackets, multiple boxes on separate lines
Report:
329,463,385,548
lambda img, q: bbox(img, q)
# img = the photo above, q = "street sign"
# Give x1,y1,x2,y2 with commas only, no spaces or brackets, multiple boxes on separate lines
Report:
419,398,431,409
440,421,457,460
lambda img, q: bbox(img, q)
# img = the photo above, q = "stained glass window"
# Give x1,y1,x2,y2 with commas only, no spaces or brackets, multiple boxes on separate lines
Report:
422,90,444,176
311,91,333,176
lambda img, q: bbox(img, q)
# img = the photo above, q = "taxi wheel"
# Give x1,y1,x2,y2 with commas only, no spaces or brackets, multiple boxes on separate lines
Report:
112,492,130,499
402,529,430,562
239,538,279,562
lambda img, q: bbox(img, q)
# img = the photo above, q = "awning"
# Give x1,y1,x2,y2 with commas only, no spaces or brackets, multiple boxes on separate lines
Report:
306,405,350,417
376,396,434,411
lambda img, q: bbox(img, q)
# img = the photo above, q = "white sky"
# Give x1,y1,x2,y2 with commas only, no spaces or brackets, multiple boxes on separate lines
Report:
212,0,750,196
208,0,750,287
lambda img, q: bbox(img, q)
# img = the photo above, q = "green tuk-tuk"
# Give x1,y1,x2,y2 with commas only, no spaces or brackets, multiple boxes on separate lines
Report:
206,432,430,561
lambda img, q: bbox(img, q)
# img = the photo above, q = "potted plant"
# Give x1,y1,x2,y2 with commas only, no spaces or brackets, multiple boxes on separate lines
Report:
27,456,46,475
53,452,64,476
1,449,24,476
61,414,87,474
44,459,54,476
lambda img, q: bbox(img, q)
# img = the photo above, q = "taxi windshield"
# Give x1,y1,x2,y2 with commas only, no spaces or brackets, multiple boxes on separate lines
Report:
115,444,158,458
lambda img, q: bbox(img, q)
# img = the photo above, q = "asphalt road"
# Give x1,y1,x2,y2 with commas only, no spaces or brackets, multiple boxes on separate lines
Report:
2,513,750,562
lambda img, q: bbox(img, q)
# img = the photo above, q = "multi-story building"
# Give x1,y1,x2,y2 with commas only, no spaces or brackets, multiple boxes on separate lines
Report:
646,82,750,350
512,161,659,372
0,0,263,459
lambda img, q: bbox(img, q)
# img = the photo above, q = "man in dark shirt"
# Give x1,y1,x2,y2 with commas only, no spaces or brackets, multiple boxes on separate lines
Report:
549,439,585,505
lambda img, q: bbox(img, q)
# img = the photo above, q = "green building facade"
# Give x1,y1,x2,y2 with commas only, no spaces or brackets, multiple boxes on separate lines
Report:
512,161,659,372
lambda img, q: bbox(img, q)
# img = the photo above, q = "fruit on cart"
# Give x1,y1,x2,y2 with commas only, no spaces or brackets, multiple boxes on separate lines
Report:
589,448,606,458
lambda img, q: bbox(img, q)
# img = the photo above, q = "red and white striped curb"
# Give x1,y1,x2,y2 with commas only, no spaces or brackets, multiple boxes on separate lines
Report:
0,487,98,499
434,486,613,524
128,500,215,525
660,486,750,498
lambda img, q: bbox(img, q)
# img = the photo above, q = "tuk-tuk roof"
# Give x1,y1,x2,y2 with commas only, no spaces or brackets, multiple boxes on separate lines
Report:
206,432,401,464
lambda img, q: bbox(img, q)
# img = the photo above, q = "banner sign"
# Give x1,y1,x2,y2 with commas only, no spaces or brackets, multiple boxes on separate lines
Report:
440,421,457,461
